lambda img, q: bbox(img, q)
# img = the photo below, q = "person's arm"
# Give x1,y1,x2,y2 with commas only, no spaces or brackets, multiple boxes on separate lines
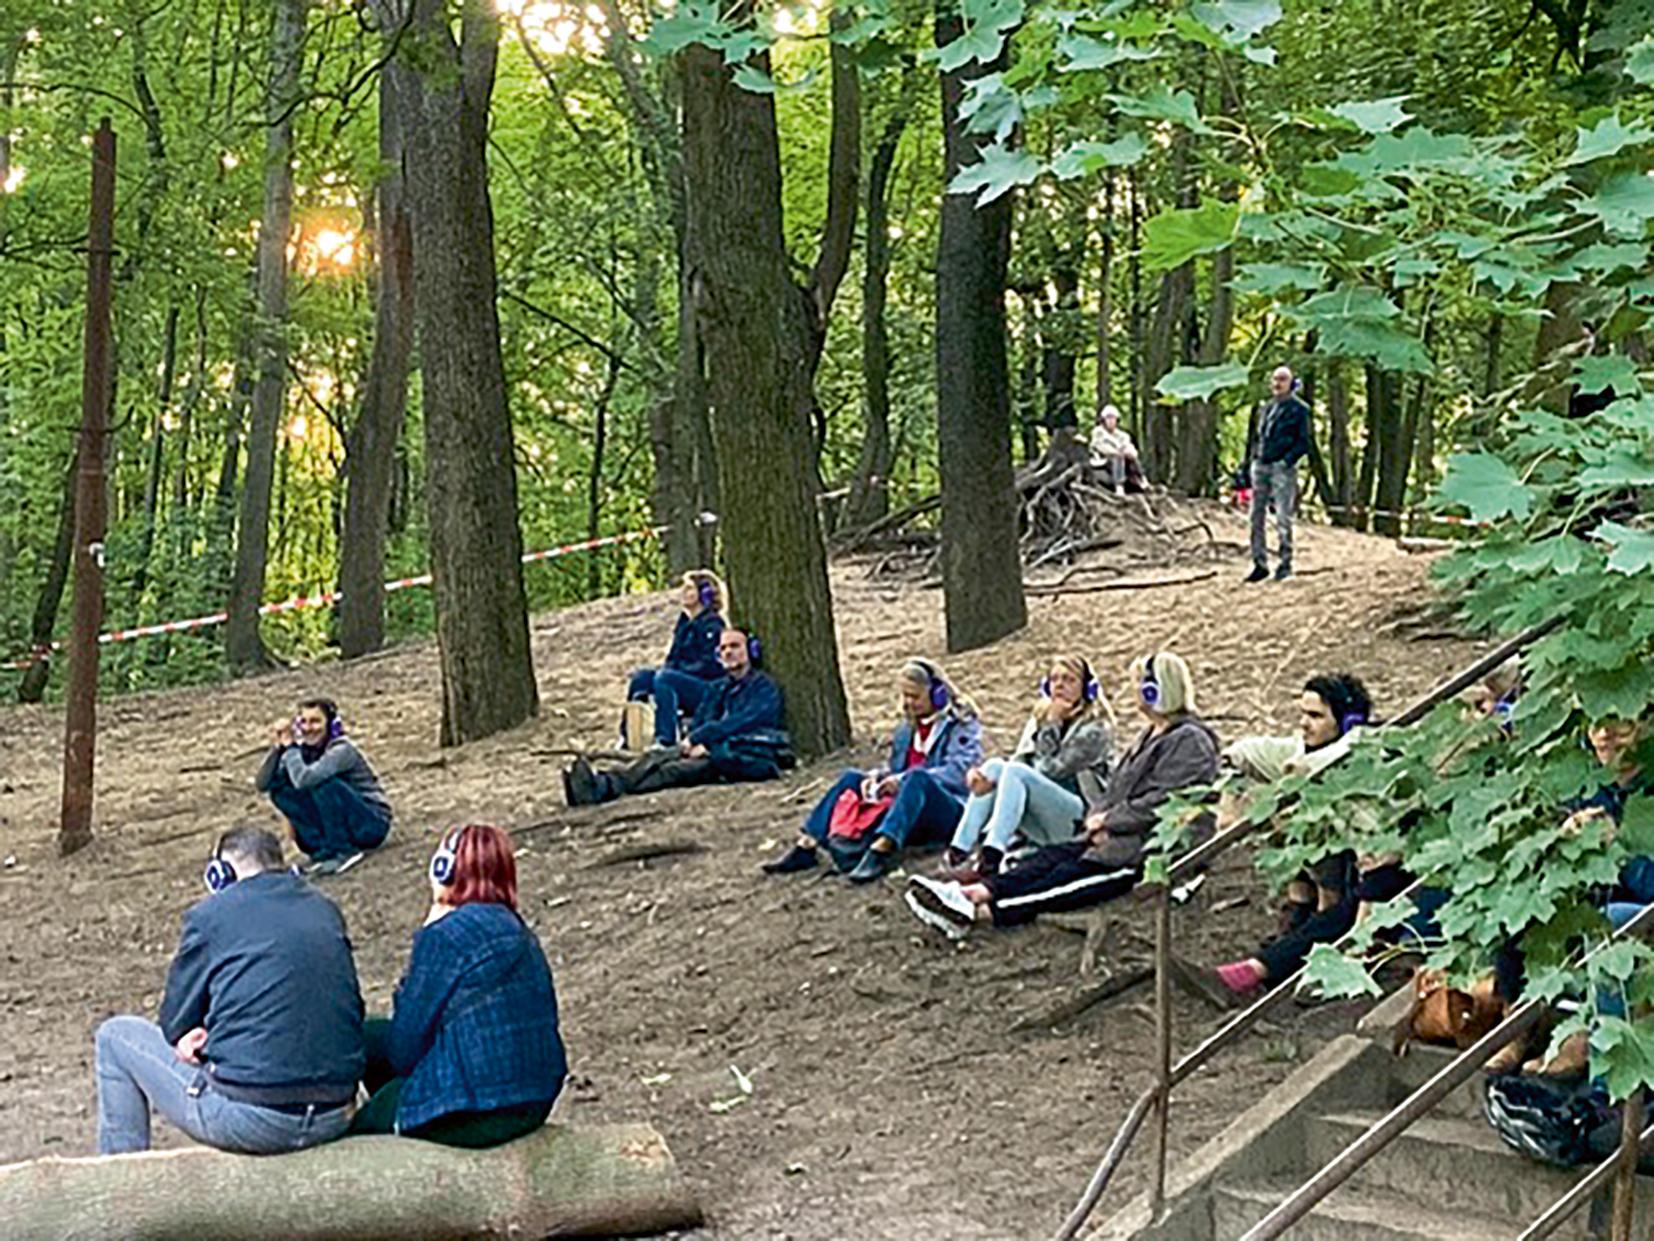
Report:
926,716,984,797
1289,401,1313,464
1221,734,1301,783
253,745,283,792
1102,730,1218,836
661,612,693,671
1036,719,1112,783
385,922,464,1077
684,612,727,681
280,739,361,790
158,912,212,1046
689,675,782,746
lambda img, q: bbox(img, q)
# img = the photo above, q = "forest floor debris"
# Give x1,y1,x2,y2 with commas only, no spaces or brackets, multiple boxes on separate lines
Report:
0,504,1487,1238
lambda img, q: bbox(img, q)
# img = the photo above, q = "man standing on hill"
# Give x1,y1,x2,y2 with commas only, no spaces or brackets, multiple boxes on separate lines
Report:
1244,366,1313,583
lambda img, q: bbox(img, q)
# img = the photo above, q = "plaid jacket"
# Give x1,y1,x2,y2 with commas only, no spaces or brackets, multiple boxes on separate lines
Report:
387,902,567,1132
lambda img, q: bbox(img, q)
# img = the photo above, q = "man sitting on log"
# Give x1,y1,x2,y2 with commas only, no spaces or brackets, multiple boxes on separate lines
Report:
254,696,392,877
563,626,791,805
93,825,365,1155
1088,404,1145,496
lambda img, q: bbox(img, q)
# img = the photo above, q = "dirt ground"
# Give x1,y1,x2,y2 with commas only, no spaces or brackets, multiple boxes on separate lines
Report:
0,506,1485,1238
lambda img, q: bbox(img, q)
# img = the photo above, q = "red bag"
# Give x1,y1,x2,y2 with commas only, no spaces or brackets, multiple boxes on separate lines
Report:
825,787,895,843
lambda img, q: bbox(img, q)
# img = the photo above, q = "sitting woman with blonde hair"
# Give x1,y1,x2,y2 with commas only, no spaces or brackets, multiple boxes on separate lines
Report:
624,569,727,749
942,654,1116,883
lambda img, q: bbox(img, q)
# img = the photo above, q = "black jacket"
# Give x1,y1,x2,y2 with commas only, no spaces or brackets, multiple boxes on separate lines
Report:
159,871,365,1106
1250,395,1313,466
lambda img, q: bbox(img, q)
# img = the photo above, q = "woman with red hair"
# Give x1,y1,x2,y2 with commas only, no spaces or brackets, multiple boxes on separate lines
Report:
350,824,567,1146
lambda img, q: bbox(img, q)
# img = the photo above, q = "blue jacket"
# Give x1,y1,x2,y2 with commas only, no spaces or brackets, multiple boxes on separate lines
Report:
885,712,985,800
160,872,364,1107
387,902,567,1133
688,670,784,748
1579,777,1654,905
663,610,725,682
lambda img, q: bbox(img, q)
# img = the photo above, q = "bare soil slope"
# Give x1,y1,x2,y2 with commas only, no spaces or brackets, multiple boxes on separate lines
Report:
0,509,1479,1238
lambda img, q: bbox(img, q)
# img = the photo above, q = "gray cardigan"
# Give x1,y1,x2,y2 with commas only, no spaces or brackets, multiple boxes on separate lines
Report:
1010,713,1115,811
1086,713,1219,869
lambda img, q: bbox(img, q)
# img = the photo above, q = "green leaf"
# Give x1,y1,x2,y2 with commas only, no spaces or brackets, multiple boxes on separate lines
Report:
934,0,1024,72
1596,521,1654,574
1571,242,1649,273
1326,96,1412,135
1049,133,1150,179
948,143,1042,206
1579,452,1654,489
1620,794,1654,855
1301,944,1382,999
1140,200,1239,272
1155,361,1250,400
1628,35,1654,85
1318,317,1434,373
1592,1017,1654,1101
640,0,723,56
1573,354,1642,397
1230,262,1325,294
1331,127,1474,179
1109,86,1203,129
1436,453,1532,523
1189,0,1282,40
1056,31,1160,71
1583,172,1654,239
1563,112,1654,166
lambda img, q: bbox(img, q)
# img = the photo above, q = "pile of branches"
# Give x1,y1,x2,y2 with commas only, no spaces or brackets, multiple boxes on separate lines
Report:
831,433,1226,588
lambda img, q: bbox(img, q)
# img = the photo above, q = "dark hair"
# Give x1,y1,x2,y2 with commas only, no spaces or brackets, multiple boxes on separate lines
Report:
1304,673,1373,733
218,825,284,872
298,697,338,722
444,824,519,910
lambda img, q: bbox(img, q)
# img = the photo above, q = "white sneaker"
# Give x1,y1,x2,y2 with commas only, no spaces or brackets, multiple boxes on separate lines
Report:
905,875,976,940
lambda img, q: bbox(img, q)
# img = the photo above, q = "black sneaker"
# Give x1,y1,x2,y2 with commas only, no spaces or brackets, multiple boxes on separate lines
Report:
1273,562,1294,581
1244,565,1269,584
847,848,894,885
762,844,820,875
564,758,599,806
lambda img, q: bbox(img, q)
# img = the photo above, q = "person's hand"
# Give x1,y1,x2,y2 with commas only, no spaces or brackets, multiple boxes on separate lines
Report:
966,766,994,797
875,774,901,798
1083,811,1108,843
685,743,709,760
174,1026,207,1064
1561,806,1610,841
274,720,294,747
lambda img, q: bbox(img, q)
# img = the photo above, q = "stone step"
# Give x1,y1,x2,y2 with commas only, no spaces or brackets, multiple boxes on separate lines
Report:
1212,1177,1511,1240
1305,1108,1653,1233
1383,1043,1488,1121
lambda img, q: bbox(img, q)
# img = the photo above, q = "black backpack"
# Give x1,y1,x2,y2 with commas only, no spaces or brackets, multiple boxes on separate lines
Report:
1484,1073,1651,1170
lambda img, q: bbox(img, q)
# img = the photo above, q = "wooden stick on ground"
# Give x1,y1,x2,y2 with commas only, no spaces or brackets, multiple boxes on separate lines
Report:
1010,966,1154,1032
1024,569,1218,597
584,839,707,868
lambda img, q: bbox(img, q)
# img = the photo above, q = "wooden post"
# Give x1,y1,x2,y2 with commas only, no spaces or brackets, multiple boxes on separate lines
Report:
1149,887,1173,1219
59,117,115,857
1611,1085,1644,1241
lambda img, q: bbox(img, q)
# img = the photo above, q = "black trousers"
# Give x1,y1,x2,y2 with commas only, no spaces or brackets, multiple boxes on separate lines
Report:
984,840,1140,927
1256,861,1416,980
594,747,778,802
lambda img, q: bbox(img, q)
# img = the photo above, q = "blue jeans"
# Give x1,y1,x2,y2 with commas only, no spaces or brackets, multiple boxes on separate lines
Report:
801,768,963,852
266,768,390,861
94,1015,352,1155
627,667,715,746
1250,460,1297,569
949,758,1085,855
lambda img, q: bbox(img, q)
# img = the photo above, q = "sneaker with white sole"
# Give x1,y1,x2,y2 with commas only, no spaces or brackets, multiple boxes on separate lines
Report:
905,875,977,939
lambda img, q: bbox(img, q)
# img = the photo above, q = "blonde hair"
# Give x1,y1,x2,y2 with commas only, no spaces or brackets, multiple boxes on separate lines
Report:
682,570,726,614
900,658,977,719
1130,651,1196,716
1035,654,1116,727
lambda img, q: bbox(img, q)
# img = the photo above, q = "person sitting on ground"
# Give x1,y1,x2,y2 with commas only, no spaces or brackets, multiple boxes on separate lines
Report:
93,825,364,1155
350,824,566,1146
939,655,1115,883
1206,674,1385,998
623,570,727,749
763,659,985,884
1466,658,1521,729
564,626,790,805
254,696,391,876
907,652,1218,937
1088,404,1145,495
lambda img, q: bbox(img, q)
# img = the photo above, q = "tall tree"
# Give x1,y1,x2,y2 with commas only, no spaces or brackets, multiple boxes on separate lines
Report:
337,19,416,660
679,31,851,759
224,0,307,670
934,9,1026,653
399,0,538,745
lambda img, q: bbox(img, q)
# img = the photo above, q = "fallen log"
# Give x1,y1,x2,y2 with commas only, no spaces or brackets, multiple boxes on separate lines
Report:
0,1122,702,1241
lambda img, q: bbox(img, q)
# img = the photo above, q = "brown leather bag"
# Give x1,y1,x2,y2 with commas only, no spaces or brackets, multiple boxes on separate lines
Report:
1392,969,1506,1054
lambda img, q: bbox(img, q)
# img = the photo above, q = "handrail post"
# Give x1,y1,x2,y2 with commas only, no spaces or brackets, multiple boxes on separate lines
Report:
1611,1085,1644,1241
1150,885,1173,1220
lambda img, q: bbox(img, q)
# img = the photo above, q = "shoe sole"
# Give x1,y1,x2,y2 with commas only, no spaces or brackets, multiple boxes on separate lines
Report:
906,877,977,931
333,852,366,876
905,889,970,941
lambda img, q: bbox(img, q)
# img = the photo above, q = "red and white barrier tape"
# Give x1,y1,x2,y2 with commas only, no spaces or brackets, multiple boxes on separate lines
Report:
3,516,708,672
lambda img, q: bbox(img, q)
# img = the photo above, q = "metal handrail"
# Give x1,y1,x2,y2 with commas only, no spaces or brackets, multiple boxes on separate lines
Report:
1519,1110,1652,1240
1050,617,1565,1241
1241,900,1654,1240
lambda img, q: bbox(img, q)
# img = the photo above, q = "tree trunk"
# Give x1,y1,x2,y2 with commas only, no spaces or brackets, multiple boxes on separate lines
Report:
338,47,416,660
586,351,621,599
843,94,909,529
1127,169,1144,442
132,302,180,600
224,0,307,671
16,453,76,704
1326,359,1352,519
933,10,1027,653
1174,248,1233,495
400,0,540,746
1094,171,1114,413
680,34,851,758
1363,366,1406,535
0,1123,702,1240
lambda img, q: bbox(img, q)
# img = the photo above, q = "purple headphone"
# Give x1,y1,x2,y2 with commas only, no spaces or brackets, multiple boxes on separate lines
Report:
1042,658,1101,704
694,576,718,611
911,659,951,712
1139,654,1162,708
297,699,345,742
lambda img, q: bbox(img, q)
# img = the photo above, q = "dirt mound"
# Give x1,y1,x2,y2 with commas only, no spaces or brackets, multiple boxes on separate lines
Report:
0,506,1483,1238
